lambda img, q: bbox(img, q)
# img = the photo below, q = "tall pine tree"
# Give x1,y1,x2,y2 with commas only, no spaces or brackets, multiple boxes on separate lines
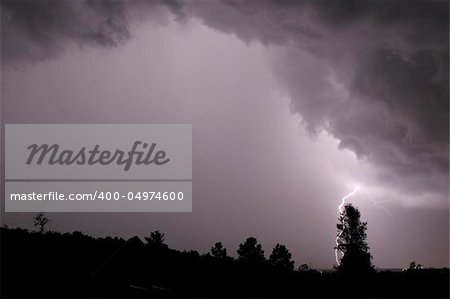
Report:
335,204,374,274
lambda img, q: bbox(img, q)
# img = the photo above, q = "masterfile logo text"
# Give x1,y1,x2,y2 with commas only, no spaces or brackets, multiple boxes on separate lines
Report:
26,141,171,171
6,124,191,180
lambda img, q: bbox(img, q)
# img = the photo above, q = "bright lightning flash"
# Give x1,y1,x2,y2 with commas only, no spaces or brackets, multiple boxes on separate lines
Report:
335,186,359,265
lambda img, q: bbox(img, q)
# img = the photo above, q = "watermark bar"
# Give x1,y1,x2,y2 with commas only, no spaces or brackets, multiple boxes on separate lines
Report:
5,181,192,212
5,124,192,212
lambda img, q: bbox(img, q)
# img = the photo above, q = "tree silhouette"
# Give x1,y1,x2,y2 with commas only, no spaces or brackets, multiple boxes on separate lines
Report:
33,212,50,233
145,230,168,249
335,204,374,274
237,237,265,264
298,263,309,272
210,242,228,259
269,244,294,271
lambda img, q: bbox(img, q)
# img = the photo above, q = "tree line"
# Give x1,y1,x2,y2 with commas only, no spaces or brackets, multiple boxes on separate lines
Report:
30,202,374,274
1,204,448,297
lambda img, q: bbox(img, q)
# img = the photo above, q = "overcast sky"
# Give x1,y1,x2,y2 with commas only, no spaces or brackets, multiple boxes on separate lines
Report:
1,0,448,268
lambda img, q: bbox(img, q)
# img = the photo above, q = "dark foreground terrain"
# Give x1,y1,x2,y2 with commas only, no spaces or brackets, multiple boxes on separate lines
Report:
1,227,448,298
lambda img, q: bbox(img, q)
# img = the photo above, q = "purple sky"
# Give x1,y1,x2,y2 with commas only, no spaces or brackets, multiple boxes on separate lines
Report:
1,0,448,268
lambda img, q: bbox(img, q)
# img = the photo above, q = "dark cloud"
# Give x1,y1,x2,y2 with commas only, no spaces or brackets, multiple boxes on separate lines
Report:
2,0,448,202
0,0,176,65
181,0,449,200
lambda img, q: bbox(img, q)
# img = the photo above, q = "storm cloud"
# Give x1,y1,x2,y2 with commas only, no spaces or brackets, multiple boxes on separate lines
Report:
183,0,449,202
2,0,448,204
1,0,179,64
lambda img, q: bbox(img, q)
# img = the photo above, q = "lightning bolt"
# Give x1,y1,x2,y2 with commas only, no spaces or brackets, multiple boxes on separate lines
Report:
334,185,395,266
361,188,395,222
335,186,359,265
